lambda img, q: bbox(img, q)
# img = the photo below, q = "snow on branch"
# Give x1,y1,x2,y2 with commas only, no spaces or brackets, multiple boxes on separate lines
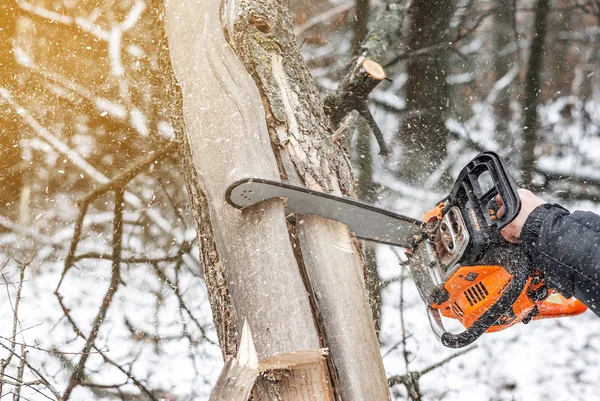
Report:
120,0,147,31
17,0,72,24
21,62,128,119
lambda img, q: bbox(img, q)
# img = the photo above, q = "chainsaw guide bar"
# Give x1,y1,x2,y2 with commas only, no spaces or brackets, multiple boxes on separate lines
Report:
226,178,425,249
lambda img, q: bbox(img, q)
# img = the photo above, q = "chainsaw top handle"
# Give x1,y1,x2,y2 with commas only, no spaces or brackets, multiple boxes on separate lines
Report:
446,151,521,266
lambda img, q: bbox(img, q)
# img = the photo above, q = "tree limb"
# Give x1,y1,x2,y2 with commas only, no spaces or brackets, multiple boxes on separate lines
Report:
325,3,408,156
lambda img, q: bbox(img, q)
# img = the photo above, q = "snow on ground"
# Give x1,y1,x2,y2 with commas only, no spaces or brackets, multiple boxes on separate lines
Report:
0,191,223,400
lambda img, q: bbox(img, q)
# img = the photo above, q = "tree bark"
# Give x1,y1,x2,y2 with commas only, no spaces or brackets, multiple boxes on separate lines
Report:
325,4,407,158
224,1,391,399
164,0,390,399
521,0,551,187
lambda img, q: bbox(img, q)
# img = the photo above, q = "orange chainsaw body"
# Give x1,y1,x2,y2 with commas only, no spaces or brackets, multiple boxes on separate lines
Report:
424,204,587,333
432,265,587,332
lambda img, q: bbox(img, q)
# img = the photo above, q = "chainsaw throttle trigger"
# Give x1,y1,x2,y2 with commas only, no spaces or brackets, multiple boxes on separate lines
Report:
446,151,521,266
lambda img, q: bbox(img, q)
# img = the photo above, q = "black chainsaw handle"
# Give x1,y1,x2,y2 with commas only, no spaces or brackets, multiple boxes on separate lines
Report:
428,249,530,349
447,152,521,265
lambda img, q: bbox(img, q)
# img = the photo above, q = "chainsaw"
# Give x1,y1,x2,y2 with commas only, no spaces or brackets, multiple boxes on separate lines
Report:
226,151,586,348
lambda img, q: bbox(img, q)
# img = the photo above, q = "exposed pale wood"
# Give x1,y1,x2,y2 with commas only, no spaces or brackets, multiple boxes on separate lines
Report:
259,348,328,371
222,1,393,399
209,320,258,401
363,59,386,80
254,361,335,401
164,0,335,399
296,215,392,401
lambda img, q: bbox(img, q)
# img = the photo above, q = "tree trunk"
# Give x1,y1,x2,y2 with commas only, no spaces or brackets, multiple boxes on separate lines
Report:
399,0,453,185
521,0,551,187
0,0,23,210
492,0,517,146
163,0,391,399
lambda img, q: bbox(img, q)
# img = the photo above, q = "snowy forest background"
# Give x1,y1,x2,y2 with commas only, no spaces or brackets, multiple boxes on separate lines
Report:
1,0,600,400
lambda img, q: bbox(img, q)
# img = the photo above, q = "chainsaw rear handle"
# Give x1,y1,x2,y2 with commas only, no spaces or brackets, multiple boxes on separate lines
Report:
447,151,521,265
428,248,530,348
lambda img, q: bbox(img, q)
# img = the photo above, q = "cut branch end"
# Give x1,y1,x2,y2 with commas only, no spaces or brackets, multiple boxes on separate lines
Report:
362,59,386,81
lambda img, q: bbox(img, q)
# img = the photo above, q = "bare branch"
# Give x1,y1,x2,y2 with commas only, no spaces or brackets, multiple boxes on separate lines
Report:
61,188,124,400
295,3,354,36
0,260,26,396
0,342,61,400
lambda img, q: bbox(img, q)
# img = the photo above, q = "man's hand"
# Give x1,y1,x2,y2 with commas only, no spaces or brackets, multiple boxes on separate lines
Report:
496,189,546,243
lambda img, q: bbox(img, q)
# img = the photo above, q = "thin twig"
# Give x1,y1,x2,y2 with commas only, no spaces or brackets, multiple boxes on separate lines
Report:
295,3,354,36
0,343,61,400
0,260,26,397
150,263,215,345
13,346,26,401
419,346,476,376
0,336,99,356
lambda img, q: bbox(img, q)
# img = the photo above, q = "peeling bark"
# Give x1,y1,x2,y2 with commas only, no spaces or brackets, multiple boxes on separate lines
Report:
224,0,356,195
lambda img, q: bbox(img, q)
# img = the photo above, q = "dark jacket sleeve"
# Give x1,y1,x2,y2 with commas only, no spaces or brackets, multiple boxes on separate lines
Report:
520,203,600,317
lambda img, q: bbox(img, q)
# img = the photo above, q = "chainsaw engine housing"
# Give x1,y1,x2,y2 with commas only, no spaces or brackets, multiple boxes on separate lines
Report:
410,152,587,348
421,198,586,339
432,264,586,333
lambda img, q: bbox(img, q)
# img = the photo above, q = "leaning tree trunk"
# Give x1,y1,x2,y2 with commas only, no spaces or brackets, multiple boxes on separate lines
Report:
163,0,391,400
